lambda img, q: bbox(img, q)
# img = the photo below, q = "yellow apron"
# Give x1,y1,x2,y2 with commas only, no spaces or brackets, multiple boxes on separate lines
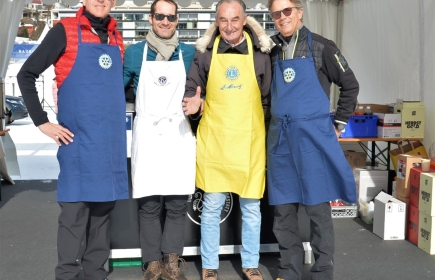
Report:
196,32,266,199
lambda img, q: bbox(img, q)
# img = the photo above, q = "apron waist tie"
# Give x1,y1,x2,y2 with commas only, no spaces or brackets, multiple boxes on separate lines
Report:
136,112,181,125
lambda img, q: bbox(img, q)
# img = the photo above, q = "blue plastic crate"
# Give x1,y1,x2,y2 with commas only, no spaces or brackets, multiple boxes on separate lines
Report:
340,115,378,138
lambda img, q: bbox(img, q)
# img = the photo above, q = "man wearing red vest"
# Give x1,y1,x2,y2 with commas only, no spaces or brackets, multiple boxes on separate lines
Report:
17,1,128,279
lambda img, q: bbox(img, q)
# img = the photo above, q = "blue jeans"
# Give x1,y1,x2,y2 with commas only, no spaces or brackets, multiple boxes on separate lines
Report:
201,192,261,269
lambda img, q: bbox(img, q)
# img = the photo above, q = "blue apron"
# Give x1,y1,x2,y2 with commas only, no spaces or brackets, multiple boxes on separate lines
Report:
56,21,128,202
267,30,356,206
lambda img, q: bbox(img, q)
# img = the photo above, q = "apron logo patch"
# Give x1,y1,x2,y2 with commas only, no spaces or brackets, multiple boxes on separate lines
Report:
158,76,168,85
99,54,112,69
225,66,240,81
283,67,295,83
187,188,234,225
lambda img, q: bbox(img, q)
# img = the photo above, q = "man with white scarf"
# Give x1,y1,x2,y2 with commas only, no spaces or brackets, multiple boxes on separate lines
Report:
123,0,196,279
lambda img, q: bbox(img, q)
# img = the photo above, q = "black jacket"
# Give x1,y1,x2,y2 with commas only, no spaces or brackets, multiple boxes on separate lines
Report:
270,26,359,123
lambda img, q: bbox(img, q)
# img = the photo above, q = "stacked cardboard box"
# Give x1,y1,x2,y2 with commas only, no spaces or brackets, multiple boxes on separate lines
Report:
374,112,401,138
407,167,432,245
354,167,388,224
396,154,424,199
418,173,435,255
343,151,367,168
354,167,388,203
373,192,406,240
389,101,425,139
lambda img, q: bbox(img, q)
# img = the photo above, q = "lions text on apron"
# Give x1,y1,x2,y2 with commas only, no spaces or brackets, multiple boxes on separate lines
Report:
131,44,196,198
267,30,356,206
56,21,128,202
196,32,266,199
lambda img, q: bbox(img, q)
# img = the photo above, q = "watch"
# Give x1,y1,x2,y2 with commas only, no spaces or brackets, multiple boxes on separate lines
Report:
334,122,346,131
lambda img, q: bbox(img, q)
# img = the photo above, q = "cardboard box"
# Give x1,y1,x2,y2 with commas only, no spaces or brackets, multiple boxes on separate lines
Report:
374,113,401,125
401,101,425,138
397,195,409,205
410,167,423,208
359,103,390,113
396,155,424,197
408,204,419,246
419,173,435,216
343,151,367,168
388,99,403,113
377,126,401,138
354,167,388,202
373,192,406,240
409,167,435,208
418,211,435,255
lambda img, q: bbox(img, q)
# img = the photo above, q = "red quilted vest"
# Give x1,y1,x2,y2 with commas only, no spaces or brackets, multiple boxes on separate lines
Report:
54,7,124,87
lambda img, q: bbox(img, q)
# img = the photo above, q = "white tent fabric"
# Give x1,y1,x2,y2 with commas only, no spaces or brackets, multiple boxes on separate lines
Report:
341,0,435,147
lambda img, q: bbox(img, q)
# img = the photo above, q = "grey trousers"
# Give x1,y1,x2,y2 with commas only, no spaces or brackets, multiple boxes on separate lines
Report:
138,195,188,263
55,201,115,280
273,202,335,280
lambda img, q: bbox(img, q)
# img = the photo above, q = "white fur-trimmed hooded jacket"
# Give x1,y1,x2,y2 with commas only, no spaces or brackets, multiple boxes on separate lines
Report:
184,17,274,123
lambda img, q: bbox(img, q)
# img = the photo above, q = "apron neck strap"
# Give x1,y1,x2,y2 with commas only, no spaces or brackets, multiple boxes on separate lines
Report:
144,43,182,61
276,28,313,60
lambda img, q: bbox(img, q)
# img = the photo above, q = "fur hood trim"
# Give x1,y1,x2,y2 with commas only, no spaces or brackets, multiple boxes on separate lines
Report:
195,16,274,54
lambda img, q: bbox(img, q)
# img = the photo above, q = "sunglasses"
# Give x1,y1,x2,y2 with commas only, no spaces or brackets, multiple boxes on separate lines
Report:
270,7,297,20
153,13,177,22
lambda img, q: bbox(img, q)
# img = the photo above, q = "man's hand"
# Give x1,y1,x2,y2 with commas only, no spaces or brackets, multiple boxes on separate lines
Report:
38,122,74,146
334,127,341,139
182,86,203,116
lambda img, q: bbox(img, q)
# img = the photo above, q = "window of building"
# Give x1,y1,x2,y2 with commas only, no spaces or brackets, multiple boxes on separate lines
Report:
266,23,276,30
135,14,148,20
112,13,123,20
189,13,198,20
124,14,134,20
136,30,147,38
250,14,263,22
179,23,187,29
179,13,188,20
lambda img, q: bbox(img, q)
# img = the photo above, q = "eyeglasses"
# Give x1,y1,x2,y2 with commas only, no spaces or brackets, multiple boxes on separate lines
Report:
270,7,298,20
153,13,178,22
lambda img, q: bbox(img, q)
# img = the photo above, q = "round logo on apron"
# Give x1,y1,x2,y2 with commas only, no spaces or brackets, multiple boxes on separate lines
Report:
186,188,234,225
283,67,295,83
158,76,168,85
99,54,112,69
225,66,240,81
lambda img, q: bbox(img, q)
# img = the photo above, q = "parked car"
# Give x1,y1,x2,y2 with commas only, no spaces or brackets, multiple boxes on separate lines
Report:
5,95,28,124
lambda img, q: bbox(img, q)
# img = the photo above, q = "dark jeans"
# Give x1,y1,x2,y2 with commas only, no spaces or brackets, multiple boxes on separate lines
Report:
55,201,115,280
138,195,188,263
273,202,334,280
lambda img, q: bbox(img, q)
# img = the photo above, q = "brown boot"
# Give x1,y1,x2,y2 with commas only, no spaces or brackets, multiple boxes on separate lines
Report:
161,253,188,280
141,260,162,280
242,268,263,280
201,269,218,280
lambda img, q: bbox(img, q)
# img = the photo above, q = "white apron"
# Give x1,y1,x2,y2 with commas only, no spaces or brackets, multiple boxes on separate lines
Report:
131,44,196,198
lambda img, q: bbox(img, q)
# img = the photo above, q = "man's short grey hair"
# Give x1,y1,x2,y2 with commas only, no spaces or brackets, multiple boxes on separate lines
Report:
267,0,303,10
215,0,247,17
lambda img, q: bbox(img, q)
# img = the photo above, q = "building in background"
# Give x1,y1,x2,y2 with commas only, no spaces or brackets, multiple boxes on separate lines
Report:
50,0,276,44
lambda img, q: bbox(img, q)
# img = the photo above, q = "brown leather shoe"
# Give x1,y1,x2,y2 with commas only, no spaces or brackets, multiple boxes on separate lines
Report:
242,268,263,280
141,260,162,280
161,253,188,280
202,268,218,280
